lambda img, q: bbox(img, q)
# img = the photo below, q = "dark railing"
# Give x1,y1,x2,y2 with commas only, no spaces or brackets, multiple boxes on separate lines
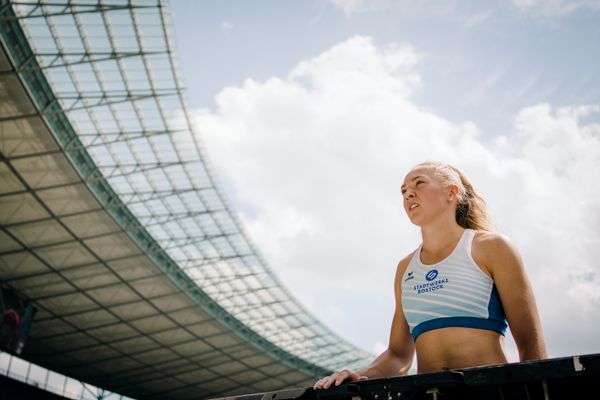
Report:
212,353,600,400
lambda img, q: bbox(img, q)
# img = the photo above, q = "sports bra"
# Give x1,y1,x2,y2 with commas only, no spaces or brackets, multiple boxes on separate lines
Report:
401,229,508,341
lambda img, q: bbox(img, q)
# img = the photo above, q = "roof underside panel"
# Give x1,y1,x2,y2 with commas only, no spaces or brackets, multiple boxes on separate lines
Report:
0,0,373,398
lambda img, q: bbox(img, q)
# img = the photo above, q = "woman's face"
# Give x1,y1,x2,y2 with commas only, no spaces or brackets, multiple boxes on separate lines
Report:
401,167,452,226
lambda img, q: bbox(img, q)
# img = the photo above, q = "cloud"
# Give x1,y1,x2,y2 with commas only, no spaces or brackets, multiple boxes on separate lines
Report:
512,0,600,16
331,0,600,18
220,21,234,31
193,35,600,360
328,0,459,18
328,0,390,16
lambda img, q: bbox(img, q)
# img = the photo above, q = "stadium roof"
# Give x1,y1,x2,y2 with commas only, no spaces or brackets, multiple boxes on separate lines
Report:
0,0,372,398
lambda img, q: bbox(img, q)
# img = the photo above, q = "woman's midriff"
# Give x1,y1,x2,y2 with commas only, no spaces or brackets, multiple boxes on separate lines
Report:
415,327,508,373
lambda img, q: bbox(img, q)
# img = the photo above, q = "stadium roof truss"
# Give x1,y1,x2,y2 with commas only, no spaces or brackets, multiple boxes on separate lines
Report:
0,0,372,398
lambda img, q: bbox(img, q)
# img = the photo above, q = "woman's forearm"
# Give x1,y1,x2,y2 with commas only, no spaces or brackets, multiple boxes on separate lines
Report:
518,338,548,362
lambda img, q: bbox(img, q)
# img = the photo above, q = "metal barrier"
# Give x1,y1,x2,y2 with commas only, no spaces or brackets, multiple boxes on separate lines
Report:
212,353,600,400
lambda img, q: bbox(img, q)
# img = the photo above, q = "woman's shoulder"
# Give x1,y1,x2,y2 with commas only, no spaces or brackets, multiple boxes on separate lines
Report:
472,230,514,251
472,230,520,272
394,251,417,292
396,250,417,276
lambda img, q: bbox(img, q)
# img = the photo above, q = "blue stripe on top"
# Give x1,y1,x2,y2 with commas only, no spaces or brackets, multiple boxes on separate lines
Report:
401,229,508,341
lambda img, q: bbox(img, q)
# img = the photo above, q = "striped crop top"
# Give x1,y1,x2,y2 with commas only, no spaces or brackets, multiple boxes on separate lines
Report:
401,229,508,341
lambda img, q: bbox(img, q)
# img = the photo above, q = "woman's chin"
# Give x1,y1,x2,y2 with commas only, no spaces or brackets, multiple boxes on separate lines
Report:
407,215,422,226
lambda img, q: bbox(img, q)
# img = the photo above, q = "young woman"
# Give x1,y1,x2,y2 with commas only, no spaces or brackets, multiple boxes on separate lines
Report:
314,161,547,389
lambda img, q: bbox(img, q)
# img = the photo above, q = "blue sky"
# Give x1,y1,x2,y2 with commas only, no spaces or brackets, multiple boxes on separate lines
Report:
169,0,600,365
172,0,600,135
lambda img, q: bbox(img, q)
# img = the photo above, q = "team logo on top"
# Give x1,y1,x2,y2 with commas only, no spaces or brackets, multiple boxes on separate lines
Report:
404,271,414,282
414,269,448,294
425,269,438,281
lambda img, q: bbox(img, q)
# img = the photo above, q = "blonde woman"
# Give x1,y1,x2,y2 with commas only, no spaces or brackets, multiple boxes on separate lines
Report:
314,162,547,389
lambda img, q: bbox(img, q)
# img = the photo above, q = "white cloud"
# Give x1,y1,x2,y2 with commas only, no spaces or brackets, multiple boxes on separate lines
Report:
328,0,459,18
373,341,388,355
193,35,600,362
220,21,234,31
512,0,600,16
329,0,390,16
332,0,600,18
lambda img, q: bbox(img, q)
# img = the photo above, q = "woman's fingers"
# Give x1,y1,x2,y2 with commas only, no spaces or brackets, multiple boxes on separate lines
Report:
313,376,325,389
314,373,336,389
314,374,333,389
314,370,356,389
313,376,328,389
313,377,328,389
334,370,350,386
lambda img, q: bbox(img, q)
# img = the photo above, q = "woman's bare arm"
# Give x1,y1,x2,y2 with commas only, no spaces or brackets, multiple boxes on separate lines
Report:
473,232,548,361
314,255,416,389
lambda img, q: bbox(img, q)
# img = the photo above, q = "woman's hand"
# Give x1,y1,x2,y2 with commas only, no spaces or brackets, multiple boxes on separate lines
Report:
313,370,368,390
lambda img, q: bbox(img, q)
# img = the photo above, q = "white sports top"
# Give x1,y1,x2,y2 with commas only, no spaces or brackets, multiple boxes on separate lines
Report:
401,229,508,341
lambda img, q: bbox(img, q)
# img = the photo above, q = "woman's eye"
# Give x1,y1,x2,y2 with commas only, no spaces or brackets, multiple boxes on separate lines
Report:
416,180,424,186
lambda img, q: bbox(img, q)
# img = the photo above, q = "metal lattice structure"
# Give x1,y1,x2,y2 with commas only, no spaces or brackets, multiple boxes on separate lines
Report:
0,0,373,398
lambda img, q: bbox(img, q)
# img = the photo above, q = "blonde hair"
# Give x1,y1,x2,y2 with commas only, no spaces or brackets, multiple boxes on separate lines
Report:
416,161,494,231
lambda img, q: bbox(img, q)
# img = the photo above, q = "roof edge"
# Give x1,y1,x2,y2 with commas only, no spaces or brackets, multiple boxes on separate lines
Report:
0,0,331,378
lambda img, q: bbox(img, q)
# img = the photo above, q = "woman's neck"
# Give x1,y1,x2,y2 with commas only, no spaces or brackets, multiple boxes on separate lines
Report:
420,220,464,254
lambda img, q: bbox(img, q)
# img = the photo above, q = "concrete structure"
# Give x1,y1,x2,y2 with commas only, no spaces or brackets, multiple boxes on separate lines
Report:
0,1,372,398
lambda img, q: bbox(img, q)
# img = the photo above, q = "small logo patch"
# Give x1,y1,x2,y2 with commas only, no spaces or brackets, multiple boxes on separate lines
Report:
425,269,438,281
404,271,414,282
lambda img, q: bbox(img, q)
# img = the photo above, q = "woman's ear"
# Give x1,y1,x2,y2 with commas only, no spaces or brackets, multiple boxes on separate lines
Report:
447,184,459,201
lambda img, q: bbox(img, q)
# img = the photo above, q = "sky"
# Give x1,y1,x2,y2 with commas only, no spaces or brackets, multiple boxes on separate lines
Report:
168,0,600,366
